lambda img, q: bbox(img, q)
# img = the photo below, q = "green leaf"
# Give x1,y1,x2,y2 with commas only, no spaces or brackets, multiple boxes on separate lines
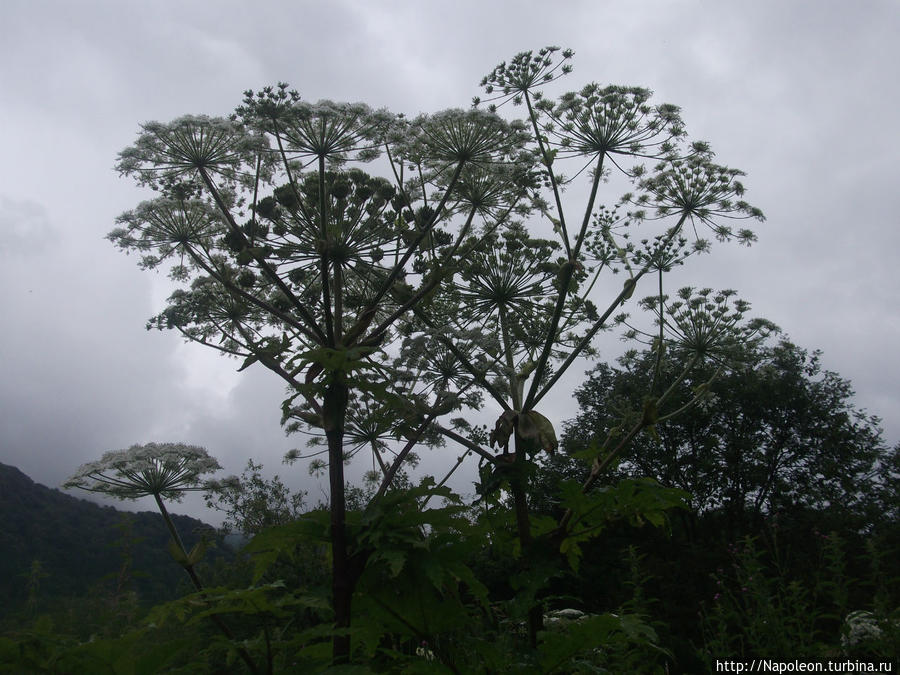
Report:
640,396,658,425
538,612,664,673
297,345,380,376
167,537,189,566
572,439,601,461
557,478,689,570
319,665,379,674
236,353,259,372
186,538,208,566
519,410,558,456
489,410,517,452
374,549,406,577
243,512,330,583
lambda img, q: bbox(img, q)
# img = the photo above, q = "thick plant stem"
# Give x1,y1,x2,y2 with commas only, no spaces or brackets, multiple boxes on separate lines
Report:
511,432,542,649
153,494,260,675
323,377,352,663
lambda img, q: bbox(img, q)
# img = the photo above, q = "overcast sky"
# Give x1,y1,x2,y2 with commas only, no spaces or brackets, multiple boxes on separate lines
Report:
1,0,898,522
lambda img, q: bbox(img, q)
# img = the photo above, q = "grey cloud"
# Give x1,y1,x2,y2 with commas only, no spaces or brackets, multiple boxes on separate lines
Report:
0,197,55,255
2,0,898,522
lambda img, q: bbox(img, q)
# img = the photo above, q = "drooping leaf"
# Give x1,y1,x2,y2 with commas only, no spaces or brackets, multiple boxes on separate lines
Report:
489,409,517,452
518,410,558,456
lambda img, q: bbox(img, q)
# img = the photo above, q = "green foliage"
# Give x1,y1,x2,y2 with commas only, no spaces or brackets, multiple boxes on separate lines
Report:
537,612,666,674
230,480,492,668
564,338,891,530
699,533,900,665
557,478,690,572
242,511,331,585
205,459,306,536
0,617,198,674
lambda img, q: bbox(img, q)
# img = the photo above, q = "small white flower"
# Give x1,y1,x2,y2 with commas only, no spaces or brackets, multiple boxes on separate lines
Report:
842,610,883,648
415,642,435,661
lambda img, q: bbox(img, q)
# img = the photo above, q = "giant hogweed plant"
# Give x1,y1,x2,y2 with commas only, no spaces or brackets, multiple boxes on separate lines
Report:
393,46,771,647
86,46,771,669
109,87,534,663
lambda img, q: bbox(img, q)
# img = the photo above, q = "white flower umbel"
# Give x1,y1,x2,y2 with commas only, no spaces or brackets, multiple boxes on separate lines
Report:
64,442,222,578
842,610,884,649
64,442,221,502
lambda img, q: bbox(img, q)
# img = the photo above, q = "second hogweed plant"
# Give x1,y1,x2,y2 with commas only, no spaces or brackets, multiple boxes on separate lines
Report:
65,444,261,673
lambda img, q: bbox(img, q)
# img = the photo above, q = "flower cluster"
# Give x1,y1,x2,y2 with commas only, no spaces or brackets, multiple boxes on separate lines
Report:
116,116,267,191
402,109,530,168
108,198,224,271
234,82,302,128
841,610,885,649
545,84,685,167
625,154,763,244
621,287,779,365
415,641,435,661
454,227,560,323
64,442,221,502
275,100,391,165
477,46,574,108
450,162,537,218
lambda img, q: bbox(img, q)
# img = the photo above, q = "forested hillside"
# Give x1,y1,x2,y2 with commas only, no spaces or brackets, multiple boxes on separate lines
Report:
0,462,226,631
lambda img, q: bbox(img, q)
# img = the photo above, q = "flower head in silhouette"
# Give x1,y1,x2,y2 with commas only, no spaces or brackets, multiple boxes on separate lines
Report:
64,442,221,502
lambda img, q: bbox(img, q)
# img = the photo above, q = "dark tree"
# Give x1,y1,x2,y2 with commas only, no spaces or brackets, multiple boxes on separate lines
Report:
563,338,893,533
